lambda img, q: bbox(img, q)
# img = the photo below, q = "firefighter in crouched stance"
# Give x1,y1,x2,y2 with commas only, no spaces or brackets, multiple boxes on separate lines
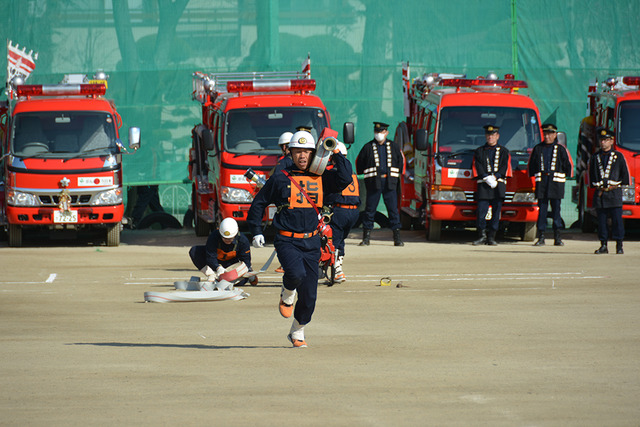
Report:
247,130,353,348
472,125,512,245
528,123,574,246
188,217,257,285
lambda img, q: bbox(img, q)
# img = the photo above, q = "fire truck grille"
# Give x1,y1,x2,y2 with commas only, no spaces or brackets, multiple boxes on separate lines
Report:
463,191,516,203
38,194,93,206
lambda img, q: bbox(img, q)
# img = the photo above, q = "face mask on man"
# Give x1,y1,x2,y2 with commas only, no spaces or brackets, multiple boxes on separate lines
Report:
374,133,386,142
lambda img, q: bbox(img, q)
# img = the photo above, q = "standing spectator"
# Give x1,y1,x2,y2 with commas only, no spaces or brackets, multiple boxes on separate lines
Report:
247,130,352,347
528,123,574,246
472,125,512,245
589,128,630,254
355,122,404,246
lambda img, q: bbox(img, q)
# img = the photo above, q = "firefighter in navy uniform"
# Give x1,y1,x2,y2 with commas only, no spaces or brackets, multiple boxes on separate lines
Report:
472,125,512,246
325,141,361,283
528,123,574,246
247,130,353,348
589,128,630,254
188,217,257,285
355,121,404,246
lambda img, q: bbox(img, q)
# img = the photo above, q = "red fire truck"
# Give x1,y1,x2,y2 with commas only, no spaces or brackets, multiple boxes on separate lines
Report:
574,76,640,231
397,63,541,241
0,73,140,247
189,58,352,236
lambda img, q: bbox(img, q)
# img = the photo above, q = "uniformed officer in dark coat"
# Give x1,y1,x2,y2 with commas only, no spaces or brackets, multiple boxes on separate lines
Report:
588,128,630,254
247,130,352,347
355,121,404,246
528,123,574,246
472,125,512,245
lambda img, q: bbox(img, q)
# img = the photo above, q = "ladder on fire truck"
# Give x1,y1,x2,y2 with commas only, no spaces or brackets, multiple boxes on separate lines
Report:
192,55,314,103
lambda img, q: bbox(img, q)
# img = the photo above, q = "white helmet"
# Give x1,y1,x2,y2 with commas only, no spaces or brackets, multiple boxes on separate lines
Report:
278,132,293,146
289,130,316,149
219,217,239,239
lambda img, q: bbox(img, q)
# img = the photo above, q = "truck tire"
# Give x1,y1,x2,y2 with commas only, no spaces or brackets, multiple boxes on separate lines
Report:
579,185,596,233
106,224,120,246
427,219,441,241
521,221,536,241
8,224,22,247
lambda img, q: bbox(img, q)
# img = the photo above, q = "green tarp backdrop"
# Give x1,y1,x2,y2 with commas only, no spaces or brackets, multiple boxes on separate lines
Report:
2,0,639,219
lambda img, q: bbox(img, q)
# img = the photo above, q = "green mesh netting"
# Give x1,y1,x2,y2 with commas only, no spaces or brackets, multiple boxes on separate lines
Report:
3,0,640,220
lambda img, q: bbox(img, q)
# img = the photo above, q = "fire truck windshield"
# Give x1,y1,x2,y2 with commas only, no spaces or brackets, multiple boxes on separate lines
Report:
224,107,328,154
617,101,640,152
11,112,118,158
436,106,540,168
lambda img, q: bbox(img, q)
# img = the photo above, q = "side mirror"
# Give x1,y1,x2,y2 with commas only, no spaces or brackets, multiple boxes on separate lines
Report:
343,122,355,146
556,131,567,148
201,128,214,151
128,127,141,150
415,129,428,151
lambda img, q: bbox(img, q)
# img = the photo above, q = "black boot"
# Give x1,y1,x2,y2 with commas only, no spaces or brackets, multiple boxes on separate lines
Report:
393,229,404,246
472,229,487,246
486,230,498,246
594,241,608,254
616,240,624,254
359,229,371,246
534,231,545,246
553,230,564,246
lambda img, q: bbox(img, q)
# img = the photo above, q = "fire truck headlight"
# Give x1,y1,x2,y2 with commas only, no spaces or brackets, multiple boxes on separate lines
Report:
621,185,635,203
91,189,123,206
221,186,253,203
7,190,39,207
433,189,467,201
512,191,536,203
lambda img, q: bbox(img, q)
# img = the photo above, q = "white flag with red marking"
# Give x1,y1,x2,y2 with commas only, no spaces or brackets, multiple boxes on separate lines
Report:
7,40,38,82
301,53,310,79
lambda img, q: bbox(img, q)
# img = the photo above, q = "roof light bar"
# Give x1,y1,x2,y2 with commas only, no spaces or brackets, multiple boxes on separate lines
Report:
622,76,640,86
226,79,316,93
439,78,528,89
16,83,106,97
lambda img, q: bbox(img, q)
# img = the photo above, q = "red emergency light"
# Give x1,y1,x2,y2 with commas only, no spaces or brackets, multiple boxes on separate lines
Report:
439,78,528,89
16,83,106,97
622,76,640,86
226,79,316,93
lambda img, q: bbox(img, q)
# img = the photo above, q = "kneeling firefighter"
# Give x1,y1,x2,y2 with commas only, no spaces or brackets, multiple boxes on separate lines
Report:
188,217,257,286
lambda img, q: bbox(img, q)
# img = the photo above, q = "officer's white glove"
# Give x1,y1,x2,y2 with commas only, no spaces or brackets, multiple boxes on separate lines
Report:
215,265,226,280
252,234,265,248
200,266,217,282
484,175,498,188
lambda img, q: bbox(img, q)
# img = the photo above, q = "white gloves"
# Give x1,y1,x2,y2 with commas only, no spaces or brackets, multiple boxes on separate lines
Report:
216,265,226,279
253,234,265,248
200,266,217,282
484,175,498,189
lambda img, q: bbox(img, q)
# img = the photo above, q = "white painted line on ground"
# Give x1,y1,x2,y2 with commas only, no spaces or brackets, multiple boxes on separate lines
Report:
45,273,57,283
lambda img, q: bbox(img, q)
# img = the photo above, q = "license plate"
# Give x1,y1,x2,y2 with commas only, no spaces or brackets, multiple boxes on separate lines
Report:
54,210,78,223
268,205,276,220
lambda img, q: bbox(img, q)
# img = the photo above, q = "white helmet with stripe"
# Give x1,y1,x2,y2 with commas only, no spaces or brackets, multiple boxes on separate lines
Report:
289,130,316,150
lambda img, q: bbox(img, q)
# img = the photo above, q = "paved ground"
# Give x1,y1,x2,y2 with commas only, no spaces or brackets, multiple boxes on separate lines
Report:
1,226,639,426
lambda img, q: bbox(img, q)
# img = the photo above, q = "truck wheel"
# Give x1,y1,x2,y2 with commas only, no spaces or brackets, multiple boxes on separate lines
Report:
427,219,441,241
194,214,210,236
8,224,22,247
579,187,596,233
106,224,120,246
400,211,413,230
521,221,536,241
